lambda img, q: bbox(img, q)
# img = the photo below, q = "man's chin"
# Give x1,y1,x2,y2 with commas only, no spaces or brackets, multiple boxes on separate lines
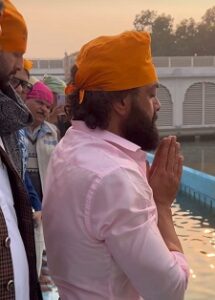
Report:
36,115,45,124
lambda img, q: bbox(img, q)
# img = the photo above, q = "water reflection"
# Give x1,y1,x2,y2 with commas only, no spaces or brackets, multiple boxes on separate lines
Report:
175,192,215,300
180,139,215,176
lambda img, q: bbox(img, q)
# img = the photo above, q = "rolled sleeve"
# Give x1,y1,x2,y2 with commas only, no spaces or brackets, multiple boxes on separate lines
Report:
86,168,189,300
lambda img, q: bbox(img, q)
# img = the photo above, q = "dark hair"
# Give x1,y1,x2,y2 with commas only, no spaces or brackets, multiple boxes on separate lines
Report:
67,88,139,129
70,64,78,83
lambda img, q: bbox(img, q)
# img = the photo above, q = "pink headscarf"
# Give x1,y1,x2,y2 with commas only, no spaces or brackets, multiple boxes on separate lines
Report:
26,81,54,105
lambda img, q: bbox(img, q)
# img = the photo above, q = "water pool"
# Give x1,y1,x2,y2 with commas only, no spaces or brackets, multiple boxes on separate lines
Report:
175,192,215,300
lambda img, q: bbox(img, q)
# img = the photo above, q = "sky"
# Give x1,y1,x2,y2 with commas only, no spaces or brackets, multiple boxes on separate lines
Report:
13,0,215,59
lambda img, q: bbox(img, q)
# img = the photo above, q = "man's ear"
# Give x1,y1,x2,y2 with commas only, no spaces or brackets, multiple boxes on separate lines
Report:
112,95,131,117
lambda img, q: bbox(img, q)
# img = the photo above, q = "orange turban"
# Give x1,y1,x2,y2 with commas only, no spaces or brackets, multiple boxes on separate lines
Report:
75,31,157,95
24,59,33,71
0,0,27,53
65,82,75,96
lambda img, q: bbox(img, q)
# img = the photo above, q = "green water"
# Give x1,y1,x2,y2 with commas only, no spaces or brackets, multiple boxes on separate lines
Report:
175,138,215,299
175,193,215,300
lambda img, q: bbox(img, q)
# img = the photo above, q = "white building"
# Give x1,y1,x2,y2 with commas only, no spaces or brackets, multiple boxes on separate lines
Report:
155,56,215,136
30,58,65,80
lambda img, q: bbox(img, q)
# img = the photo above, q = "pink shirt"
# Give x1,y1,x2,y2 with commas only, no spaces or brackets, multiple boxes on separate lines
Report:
42,121,189,300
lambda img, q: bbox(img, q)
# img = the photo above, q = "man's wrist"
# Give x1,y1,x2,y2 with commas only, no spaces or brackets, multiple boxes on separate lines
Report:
156,203,172,214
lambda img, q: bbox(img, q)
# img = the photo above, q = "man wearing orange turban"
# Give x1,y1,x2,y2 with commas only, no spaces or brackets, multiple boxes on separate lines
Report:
43,31,189,299
0,0,27,86
0,1,42,299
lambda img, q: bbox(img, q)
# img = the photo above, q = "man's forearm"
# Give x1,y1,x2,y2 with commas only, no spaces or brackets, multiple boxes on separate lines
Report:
157,205,184,253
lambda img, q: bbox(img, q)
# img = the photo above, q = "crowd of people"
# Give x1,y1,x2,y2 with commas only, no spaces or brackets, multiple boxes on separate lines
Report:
0,1,189,300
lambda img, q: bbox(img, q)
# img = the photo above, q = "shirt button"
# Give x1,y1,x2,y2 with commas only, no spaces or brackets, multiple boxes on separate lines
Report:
4,237,11,248
6,280,14,292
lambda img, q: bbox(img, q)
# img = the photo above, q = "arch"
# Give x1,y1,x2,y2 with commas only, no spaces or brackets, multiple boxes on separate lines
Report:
157,84,173,127
204,82,215,125
183,82,215,126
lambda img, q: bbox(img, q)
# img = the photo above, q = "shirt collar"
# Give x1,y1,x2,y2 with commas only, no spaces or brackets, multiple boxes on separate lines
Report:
26,122,52,141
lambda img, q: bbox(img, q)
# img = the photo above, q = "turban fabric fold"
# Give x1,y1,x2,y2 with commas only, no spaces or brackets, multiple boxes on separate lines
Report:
75,31,157,97
43,75,66,95
24,59,33,71
0,0,27,53
26,81,54,105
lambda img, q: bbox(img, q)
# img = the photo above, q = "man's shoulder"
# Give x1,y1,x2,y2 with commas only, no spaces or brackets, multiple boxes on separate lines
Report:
58,132,141,179
43,121,59,140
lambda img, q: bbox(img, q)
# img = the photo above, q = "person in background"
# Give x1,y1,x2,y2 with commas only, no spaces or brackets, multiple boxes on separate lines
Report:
42,74,66,108
43,74,68,138
58,65,79,135
10,60,43,274
0,1,42,299
10,59,34,181
63,64,78,120
43,31,189,300
24,81,59,199
24,80,59,292
10,58,33,100
63,74,76,131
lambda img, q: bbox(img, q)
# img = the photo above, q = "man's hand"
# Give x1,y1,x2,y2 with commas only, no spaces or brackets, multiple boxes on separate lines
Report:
147,136,184,253
148,136,183,208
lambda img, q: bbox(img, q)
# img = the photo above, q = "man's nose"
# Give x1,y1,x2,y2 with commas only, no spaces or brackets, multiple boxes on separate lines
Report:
41,103,49,112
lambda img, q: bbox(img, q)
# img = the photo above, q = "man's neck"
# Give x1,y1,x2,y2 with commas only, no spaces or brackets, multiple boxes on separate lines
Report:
30,123,42,132
106,119,124,139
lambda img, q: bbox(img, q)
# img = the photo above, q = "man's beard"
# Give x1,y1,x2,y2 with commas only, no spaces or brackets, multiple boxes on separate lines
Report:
123,101,160,152
0,76,11,90
0,69,14,89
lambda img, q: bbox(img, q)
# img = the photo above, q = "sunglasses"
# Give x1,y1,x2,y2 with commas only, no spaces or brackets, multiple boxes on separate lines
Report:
10,77,33,93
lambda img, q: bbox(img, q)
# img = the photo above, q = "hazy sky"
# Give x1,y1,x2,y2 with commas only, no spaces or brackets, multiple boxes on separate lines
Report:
13,0,215,58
